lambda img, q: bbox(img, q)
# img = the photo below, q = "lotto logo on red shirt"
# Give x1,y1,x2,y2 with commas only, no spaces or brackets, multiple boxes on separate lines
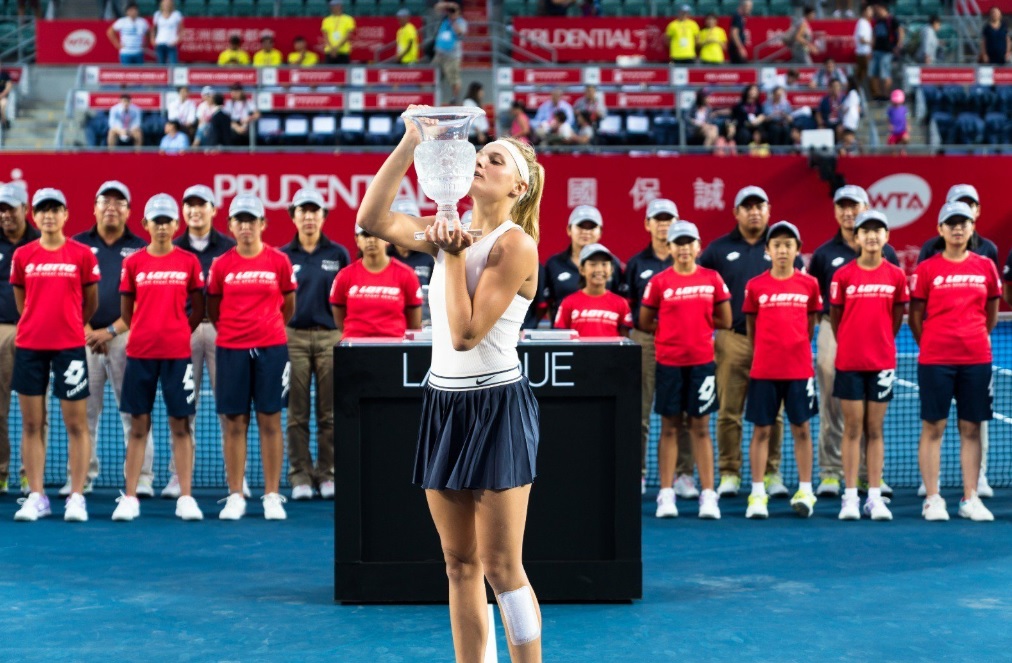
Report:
664,285,718,299
571,308,622,323
931,274,988,288
135,270,191,285
757,293,810,306
225,270,278,285
349,285,403,300
845,284,898,297
23,262,79,277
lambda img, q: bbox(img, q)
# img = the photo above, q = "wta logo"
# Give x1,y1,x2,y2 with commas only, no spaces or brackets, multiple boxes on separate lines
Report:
867,174,932,229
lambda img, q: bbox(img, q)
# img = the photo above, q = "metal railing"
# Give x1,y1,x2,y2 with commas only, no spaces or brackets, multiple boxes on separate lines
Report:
0,17,36,64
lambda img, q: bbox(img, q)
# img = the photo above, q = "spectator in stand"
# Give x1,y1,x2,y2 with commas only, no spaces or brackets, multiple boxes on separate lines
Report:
253,31,283,67
832,0,855,18
747,130,770,156
542,0,579,15
731,84,766,146
322,0,356,64
194,86,215,144
0,63,12,130
838,129,860,155
688,90,720,147
812,58,848,88
108,2,148,65
666,5,700,65
763,86,793,146
841,77,862,135
168,85,197,140
763,67,802,92
729,0,752,64
554,243,632,338
532,88,575,140
106,94,143,151
508,100,532,144
886,88,908,148
463,82,490,145
543,110,575,146
288,36,319,66
817,79,845,140
573,85,607,125
698,14,728,65
281,189,350,502
545,206,623,324
150,0,183,65
217,34,250,66
396,8,419,65
854,4,874,89
201,93,232,149
0,184,37,496
981,7,1010,65
432,2,467,102
159,120,189,155
17,0,41,21
570,110,595,145
785,6,817,65
870,4,903,102
919,15,941,64
225,83,259,146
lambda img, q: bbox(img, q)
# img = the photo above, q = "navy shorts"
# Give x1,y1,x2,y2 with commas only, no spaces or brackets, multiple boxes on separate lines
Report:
120,358,196,418
918,363,992,423
654,362,718,418
215,345,290,415
833,369,896,402
745,378,817,426
11,347,89,401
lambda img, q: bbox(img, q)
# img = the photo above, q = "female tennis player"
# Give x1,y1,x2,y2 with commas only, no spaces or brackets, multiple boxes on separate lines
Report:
11,188,99,522
357,111,544,662
911,201,1001,522
207,193,296,522
639,221,731,520
828,210,908,521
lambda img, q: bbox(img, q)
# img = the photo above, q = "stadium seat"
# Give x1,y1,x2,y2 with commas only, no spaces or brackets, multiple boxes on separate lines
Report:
255,0,276,16
985,112,1006,145
750,0,771,17
205,0,231,16
596,114,625,145
625,114,652,145
402,0,426,14
354,0,379,15
142,112,167,146
918,0,942,14
931,111,954,143
376,0,402,16
306,0,330,15
283,115,310,146
695,0,721,15
231,0,255,16
309,114,338,146
954,112,984,144
622,0,649,16
768,0,791,15
340,114,366,145
85,113,110,148
281,0,306,16
256,115,283,146
599,0,624,17
365,114,397,146
651,112,679,146
893,0,918,16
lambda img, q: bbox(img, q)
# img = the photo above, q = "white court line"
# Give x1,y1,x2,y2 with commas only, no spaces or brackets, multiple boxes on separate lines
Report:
894,378,1012,426
485,604,498,663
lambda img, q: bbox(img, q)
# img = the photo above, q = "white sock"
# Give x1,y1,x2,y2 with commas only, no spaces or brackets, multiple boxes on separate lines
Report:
868,487,881,501
800,482,813,493
659,487,675,499
845,488,858,500
751,482,766,497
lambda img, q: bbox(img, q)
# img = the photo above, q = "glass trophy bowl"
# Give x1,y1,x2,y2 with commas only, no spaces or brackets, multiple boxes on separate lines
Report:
402,106,486,241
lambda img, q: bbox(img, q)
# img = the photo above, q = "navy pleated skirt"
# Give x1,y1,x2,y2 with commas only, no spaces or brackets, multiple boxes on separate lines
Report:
413,377,540,491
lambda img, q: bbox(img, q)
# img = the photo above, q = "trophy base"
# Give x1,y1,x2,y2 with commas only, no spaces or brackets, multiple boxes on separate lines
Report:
414,230,483,241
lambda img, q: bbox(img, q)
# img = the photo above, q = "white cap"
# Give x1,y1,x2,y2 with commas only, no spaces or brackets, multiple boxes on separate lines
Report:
290,188,326,210
667,220,700,242
646,198,678,219
354,224,367,235
182,184,216,206
96,180,131,203
766,220,802,245
733,185,769,208
568,205,603,227
854,209,888,230
0,184,23,207
945,184,980,204
144,193,179,220
391,197,421,217
578,242,615,265
396,7,410,16
32,188,67,208
201,86,214,96
833,185,869,206
229,193,265,218
938,201,975,225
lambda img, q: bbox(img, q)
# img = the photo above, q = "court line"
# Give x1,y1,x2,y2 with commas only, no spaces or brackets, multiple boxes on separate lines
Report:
896,378,1012,426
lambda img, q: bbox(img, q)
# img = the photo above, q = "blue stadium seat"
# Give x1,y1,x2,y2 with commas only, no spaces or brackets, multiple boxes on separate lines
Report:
931,111,954,143
339,114,366,145
596,114,625,145
651,112,679,146
85,113,110,147
985,112,1006,145
309,114,338,146
142,112,167,146
954,112,984,144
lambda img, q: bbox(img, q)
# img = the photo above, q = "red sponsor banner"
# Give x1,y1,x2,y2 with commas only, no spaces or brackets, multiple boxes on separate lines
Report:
770,66,820,86
269,68,348,87
85,66,171,86
515,92,579,109
77,91,163,110
262,93,344,111
512,17,856,63
179,67,258,87
994,68,1012,85
598,67,670,85
701,89,827,109
348,91,435,111
604,91,677,110
916,67,978,86
37,18,407,65
3,153,1009,269
360,68,437,86
785,90,827,107
681,67,759,86
504,67,585,86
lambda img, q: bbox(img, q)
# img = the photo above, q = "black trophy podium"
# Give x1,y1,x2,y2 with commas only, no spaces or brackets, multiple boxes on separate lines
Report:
333,337,641,603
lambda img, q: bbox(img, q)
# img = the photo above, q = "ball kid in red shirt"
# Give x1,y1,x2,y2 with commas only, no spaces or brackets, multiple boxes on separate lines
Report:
741,221,822,520
554,243,632,338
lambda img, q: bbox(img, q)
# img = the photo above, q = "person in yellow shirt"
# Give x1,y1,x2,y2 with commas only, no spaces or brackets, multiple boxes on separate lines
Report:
666,5,700,64
321,0,356,64
252,32,283,67
395,8,419,65
698,14,728,64
217,34,250,66
287,36,320,66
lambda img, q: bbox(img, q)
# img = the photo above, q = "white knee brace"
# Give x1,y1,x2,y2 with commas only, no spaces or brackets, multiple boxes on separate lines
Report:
497,585,540,646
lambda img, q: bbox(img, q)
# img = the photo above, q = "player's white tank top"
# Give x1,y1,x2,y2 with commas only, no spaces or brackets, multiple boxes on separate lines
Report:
427,220,531,390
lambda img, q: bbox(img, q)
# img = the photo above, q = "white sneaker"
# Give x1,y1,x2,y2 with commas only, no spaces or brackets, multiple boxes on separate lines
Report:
765,474,789,498
262,493,288,520
674,474,699,499
161,475,181,499
864,497,893,521
922,494,949,521
242,478,252,499
655,488,678,518
175,495,204,521
319,480,335,500
112,494,140,521
64,493,89,522
698,489,721,520
136,476,155,498
838,494,860,520
716,475,740,498
790,488,817,518
977,474,994,499
291,484,314,501
958,495,994,522
59,478,93,497
14,492,51,521
218,493,247,520
746,493,769,519
816,477,841,497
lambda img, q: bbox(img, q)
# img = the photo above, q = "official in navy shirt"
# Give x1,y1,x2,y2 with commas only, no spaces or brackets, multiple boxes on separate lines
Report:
807,185,900,499
387,197,435,326
0,183,38,493
281,188,349,501
698,186,799,497
625,198,696,494
1003,246,1012,305
545,204,624,325
72,180,153,495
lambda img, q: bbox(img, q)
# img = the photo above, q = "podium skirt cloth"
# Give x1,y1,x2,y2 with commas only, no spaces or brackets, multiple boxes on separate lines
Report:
413,377,540,491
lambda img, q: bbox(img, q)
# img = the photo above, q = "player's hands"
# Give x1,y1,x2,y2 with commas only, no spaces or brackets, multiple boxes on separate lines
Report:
85,328,114,350
399,104,433,148
424,216,474,255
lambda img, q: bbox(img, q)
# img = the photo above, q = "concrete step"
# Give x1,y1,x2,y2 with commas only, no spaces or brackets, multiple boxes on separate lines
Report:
3,102,67,150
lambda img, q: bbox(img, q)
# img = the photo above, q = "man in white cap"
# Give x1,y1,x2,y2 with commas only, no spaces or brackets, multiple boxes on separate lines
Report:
0,183,38,494
70,180,154,497
807,184,899,499
545,205,623,325
699,185,803,498
280,188,350,501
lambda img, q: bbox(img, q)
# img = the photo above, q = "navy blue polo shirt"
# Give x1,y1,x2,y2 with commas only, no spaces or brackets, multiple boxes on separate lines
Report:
391,250,434,287
173,227,236,281
808,231,900,314
698,225,805,334
917,233,999,268
545,248,625,325
73,225,146,329
0,223,41,324
624,244,673,331
281,233,351,330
